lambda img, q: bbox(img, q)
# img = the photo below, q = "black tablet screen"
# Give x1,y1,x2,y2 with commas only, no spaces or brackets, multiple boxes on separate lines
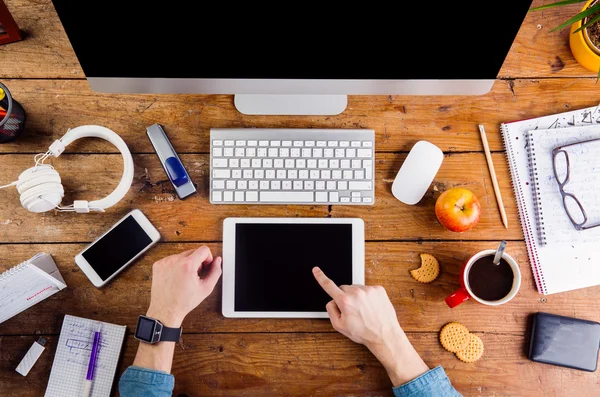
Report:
234,223,353,312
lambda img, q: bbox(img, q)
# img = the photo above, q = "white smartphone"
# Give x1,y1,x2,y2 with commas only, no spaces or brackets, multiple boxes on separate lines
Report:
75,209,160,287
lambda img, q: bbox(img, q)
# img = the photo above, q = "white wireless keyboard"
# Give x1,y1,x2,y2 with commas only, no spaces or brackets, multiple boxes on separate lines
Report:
210,128,375,205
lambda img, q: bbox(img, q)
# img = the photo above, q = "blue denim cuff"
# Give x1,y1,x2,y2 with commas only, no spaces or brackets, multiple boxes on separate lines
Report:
119,365,175,394
392,366,461,397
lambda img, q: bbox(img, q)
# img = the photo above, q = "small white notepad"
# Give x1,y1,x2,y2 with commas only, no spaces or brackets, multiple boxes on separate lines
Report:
45,315,126,397
0,253,66,324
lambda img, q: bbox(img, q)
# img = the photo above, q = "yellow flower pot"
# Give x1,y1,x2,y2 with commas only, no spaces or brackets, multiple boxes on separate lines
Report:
569,0,600,73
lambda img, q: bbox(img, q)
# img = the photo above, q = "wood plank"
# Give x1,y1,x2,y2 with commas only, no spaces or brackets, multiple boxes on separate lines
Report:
1,78,600,155
1,0,596,80
0,152,522,242
2,242,599,336
1,332,598,397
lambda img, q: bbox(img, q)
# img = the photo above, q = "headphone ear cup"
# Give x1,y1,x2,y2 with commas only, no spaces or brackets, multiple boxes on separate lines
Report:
24,192,63,213
16,172,62,193
20,183,64,207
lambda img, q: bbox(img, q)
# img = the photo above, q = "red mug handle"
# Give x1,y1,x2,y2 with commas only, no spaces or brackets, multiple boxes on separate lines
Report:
445,287,470,308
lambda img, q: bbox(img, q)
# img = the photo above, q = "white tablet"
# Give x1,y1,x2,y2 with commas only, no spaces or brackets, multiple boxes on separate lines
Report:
222,217,365,318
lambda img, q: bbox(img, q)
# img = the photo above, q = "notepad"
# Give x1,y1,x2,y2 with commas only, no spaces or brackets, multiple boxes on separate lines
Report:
0,253,66,324
45,315,126,397
501,104,600,295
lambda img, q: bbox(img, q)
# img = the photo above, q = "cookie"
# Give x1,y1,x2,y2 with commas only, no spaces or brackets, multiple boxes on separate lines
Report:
439,322,470,353
455,333,484,363
410,253,440,283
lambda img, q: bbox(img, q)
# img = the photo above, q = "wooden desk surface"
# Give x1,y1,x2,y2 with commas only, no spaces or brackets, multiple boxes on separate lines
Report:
1,1,599,396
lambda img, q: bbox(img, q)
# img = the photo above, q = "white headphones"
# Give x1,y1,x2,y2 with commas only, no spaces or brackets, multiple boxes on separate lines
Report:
0,125,134,213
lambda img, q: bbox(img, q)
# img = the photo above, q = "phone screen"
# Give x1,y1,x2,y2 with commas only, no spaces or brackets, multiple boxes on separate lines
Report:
81,215,153,280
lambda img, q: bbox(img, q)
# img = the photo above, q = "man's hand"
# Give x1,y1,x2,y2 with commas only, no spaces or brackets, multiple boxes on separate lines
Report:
312,266,429,387
146,246,222,328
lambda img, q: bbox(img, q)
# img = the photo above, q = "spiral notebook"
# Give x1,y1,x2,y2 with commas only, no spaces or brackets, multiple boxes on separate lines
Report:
45,315,126,397
0,253,66,324
501,104,600,295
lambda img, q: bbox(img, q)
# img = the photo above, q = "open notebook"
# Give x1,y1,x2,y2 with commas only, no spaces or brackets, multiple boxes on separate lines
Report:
501,104,600,295
45,315,126,397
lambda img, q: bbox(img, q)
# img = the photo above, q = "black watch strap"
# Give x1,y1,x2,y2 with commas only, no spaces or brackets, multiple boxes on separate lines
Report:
159,324,182,342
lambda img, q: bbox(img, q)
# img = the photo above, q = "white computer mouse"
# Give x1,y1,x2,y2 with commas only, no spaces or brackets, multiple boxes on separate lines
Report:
392,141,444,205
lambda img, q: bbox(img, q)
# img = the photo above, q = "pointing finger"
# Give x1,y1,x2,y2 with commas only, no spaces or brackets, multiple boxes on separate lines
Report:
313,267,344,300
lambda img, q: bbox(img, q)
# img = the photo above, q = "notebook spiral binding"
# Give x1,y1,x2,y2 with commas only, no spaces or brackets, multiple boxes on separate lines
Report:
501,124,547,294
526,133,548,246
0,260,30,281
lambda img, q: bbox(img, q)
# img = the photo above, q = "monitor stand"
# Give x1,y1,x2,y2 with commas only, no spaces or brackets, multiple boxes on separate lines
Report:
234,94,347,116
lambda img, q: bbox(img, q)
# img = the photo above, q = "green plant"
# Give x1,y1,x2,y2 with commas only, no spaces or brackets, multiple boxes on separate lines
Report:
532,0,600,32
532,0,600,80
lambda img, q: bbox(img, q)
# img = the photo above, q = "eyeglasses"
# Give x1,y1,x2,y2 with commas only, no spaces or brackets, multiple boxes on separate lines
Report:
552,138,600,231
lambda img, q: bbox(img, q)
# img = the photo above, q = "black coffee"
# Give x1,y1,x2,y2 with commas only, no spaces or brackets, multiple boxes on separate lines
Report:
467,256,514,301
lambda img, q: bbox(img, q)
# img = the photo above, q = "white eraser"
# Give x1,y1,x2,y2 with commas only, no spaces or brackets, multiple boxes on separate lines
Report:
16,338,47,376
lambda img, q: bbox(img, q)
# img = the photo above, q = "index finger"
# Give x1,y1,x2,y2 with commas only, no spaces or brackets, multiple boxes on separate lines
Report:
312,267,344,300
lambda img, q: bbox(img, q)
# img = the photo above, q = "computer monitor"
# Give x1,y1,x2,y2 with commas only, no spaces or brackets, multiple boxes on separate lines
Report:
51,1,533,115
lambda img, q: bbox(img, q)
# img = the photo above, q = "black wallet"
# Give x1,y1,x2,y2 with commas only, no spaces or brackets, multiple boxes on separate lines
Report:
529,312,600,372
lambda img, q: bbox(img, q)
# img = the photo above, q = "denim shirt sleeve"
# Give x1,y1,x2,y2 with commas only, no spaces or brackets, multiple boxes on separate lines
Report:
118,366,175,397
392,366,462,397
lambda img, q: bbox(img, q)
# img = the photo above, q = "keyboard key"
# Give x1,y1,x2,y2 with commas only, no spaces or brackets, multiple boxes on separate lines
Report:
213,180,225,189
226,180,236,189
327,181,336,190
213,169,231,178
341,160,351,169
352,197,361,203
296,159,306,168
235,191,244,202
268,148,278,157
307,159,317,168
213,158,228,168
329,192,339,202
291,148,301,157
316,181,325,190
329,159,339,168
363,197,373,203
343,170,353,179
327,141,338,147
232,170,242,178
246,191,258,202
235,148,245,157
252,159,261,168
277,170,286,179
316,192,328,202
249,180,259,190
260,192,313,202
238,180,247,189
212,191,222,202
299,170,309,179
293,181,303,190
324,149,334,158
288,170,298,179
224,140,235,146
305,141,315,147
310,170,320,179
352,192,362,197
357,149,372,158
224,191,233,202
332,170,342,179
243,170,253,179
338,181,348,190
340,197,350,203
270,141,281,147
213,148,223,157
302,148,312,157
248,140,258,146
263,159,273,168
318,159,328,169
246,148,256,157
257,148,267,157
321,170,331,179
349,181,372,190
274,159,284,168
335,149,345,158
317,141,327,147
260,181,269,189
223,148,234,157
259,140,269,147
282,141,292,147
351,141,361,147
313,148,323,157
355,170,365,179
236,140,246,146
304,181,314,190
271,180,281,190
213,140,223,146
254,169,265,179
285,159,295,168
362,141,373,147
229,158,240,168
340,141,350,147
240,159,250,168
280,148,290,157
346,148,357,158
352,159,362,168
293,141,303,147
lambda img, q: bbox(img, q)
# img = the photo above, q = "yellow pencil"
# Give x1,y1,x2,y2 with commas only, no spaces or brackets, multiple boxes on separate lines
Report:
478,124,508,229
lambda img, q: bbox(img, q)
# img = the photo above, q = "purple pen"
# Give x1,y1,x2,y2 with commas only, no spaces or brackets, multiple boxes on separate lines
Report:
82,323,101,397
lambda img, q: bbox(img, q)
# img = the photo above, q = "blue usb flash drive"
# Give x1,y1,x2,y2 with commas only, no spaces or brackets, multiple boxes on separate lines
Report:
146,124,196,199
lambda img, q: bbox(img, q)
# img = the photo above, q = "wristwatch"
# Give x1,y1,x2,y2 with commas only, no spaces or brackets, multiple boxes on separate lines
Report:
134,315,182,344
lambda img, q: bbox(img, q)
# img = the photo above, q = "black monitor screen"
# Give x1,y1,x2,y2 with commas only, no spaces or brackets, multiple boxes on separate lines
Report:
51,1,532,80
234,223,353,312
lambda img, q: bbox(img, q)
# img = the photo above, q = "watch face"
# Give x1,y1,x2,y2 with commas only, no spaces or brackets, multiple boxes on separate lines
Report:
135,316,156,343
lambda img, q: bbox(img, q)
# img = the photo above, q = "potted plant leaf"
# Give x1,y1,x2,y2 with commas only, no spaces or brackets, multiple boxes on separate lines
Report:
532,0,600,78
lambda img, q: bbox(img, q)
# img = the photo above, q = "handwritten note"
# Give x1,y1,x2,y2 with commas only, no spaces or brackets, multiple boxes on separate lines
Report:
45,315,126,397
528,125,600,245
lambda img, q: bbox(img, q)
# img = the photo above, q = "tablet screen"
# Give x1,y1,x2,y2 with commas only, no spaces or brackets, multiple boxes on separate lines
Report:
234,223,353,312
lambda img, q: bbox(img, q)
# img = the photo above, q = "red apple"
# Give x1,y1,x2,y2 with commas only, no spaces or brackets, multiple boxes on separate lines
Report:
435,187,481,232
